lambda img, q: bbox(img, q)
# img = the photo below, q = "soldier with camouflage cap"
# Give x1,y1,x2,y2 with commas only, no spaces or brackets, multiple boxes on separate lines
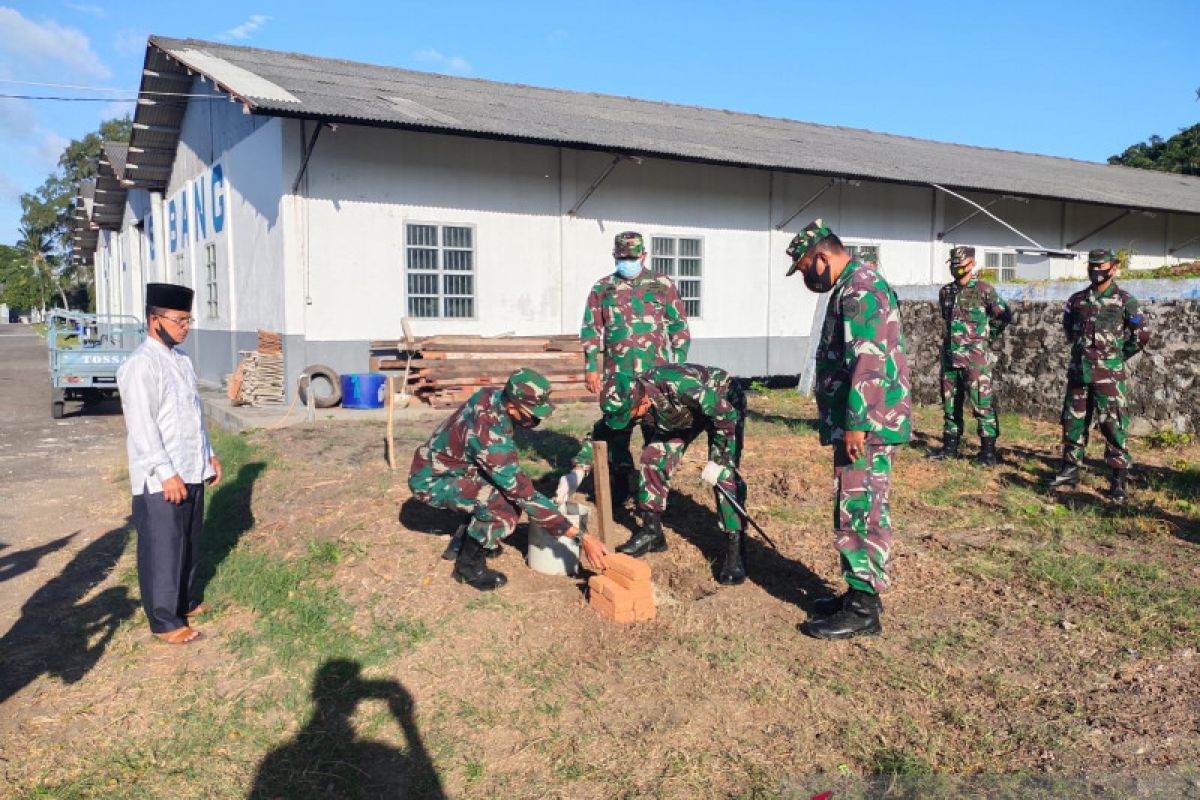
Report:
786,219,911,640
409,368,609,590
1047,249,1151,503
580,231,691,506
929,245,1013,466
557,363,749,583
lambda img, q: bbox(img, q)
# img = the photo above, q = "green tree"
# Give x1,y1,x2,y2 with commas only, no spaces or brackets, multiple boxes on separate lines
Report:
1108,123,1200,175
17,116,133,307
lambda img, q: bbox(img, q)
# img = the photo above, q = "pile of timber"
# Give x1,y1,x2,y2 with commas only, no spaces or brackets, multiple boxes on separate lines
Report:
370,334,596,408
229,329,285,407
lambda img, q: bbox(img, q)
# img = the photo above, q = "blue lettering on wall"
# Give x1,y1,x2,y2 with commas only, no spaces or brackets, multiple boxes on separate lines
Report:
167,200,177,254
193,177,206,241
180,190,189,244
211,164,225,234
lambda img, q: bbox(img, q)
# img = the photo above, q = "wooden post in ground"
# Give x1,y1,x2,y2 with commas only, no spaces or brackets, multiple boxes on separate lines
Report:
385,375,396,470
591,441,614,548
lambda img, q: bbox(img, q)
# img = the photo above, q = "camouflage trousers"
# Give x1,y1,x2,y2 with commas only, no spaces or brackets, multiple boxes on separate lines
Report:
408,463,518,548
833,442,896,594
940,362,998,439
1061,378,1130,470
636,387,747,533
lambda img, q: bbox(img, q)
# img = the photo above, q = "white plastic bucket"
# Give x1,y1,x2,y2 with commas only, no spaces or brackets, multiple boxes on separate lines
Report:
527,501,589,576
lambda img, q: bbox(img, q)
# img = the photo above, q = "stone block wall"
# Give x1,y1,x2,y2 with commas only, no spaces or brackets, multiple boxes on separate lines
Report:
895,279,1200,435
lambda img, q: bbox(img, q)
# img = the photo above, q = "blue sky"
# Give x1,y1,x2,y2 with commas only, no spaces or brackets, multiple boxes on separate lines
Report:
1,0,1197,246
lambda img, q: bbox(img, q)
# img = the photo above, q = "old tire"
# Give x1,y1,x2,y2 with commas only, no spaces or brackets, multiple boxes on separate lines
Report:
299,365,342,408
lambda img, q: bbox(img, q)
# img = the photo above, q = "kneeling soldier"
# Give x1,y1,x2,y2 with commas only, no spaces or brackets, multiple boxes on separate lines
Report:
558,364,749,585
409,368,608,589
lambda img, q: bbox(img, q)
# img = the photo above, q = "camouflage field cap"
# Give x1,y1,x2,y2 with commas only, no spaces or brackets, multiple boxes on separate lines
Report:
785,219,834,276
1088,248,1117,265
948,246,976,265
504,367,555,419
613,231,646,259
600,373,644,430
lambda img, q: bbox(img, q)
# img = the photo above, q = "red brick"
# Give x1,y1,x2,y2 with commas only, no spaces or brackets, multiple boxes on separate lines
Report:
588,575,634,611
612,609,636,623
633,605,656,622
605,553,651,584
605,567,653,594
632,596,656,615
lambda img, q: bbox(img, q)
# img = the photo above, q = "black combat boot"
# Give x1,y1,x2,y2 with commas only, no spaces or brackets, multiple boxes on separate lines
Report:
717,530,747,585
804,589,883,640
1047,463,1080,488
452,535,507,591
972,437,998,467
1108,469,1128,504
928,433,960,461
616,511,667,557
441,524,466,561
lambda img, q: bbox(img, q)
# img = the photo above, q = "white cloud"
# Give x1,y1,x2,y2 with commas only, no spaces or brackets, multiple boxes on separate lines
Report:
413,48,472,75
99,98,135,123
0,172,20,203
0,7,111,79
63,1,105,17
217,14,270,42
31,130,70,172
113,28,146,57
0,96,36,138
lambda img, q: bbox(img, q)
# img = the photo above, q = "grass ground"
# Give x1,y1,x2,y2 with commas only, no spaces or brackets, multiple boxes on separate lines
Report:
3,390,1198,799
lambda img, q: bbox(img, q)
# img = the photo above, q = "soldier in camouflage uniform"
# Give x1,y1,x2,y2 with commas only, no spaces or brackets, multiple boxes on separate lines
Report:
1047,249,1151,503
929,246,1013,466
558,363,749,584
409,368,608,590
786,219,911,640
580,231,690,505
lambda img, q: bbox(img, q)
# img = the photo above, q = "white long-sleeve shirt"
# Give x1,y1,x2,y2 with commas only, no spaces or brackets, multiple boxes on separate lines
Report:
116,337,215,495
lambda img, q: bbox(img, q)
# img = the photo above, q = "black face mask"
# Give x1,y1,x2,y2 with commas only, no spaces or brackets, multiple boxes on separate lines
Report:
155,319,180,348
950,263,971,280
802,255,835,293
1088,266,1113,286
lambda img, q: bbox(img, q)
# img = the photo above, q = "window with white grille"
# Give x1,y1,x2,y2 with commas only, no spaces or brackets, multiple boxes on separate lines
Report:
650,235,702,318
982,250,1017,283
846,243,881,265
405,223,475,318
204,243,218,319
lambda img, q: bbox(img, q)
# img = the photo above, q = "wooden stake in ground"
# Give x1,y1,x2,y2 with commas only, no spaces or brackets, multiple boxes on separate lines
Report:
385,375,396,470
591,441,615,548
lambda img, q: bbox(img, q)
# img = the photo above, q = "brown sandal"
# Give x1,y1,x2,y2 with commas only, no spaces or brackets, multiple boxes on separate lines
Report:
154,626,202,645
185,603,211,618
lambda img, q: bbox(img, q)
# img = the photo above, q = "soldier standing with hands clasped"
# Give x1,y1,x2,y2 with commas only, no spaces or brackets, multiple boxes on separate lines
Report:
928,246,1012,466
580,232,690,506
1047,248,1151,503
785,220,911,640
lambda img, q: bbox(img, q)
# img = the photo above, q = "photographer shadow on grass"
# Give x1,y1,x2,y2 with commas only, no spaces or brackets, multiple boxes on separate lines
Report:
248,658,445,799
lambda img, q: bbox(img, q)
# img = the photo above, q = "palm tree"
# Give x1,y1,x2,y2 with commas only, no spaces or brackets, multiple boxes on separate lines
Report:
16,223,65,314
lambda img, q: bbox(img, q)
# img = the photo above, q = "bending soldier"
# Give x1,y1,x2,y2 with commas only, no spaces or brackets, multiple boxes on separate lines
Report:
558,363,749,585
785,220,911,640
1047,248,1152,503
580,231,690,506
929,245,1013,466
409,368,608,590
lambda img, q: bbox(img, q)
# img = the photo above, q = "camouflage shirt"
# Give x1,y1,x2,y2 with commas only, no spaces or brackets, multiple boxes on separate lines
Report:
574,363,740,468
580,270,690,377
1063,282,1151,383
814,260,912,447
411,386,572,536
938,276,1012,368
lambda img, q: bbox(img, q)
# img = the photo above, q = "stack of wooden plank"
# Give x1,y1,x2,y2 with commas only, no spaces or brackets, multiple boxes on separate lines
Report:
370,334,596,408
230,329,285,407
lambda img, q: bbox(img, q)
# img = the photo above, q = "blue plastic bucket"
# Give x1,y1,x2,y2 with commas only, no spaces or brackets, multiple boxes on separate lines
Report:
340,372,387,409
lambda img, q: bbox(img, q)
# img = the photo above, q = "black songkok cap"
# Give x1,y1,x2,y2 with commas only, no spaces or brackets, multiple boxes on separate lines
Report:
146,282,194,312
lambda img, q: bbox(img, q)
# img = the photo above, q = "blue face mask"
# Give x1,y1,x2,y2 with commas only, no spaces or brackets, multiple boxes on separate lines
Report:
615,259,642,279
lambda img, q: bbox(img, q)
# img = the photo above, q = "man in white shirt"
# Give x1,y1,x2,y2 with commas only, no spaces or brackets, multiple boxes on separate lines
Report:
117,283,222,644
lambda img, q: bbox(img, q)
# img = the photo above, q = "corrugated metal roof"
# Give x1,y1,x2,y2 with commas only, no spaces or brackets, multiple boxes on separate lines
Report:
146,35,1200,216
